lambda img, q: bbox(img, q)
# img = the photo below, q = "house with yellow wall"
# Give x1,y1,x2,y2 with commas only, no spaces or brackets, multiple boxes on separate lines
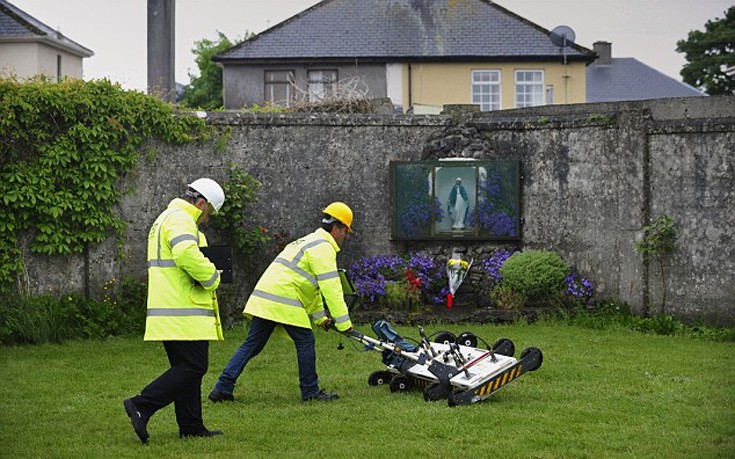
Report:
214,0,595,112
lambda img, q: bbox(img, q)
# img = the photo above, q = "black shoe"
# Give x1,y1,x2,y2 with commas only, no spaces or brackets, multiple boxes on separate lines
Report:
302,390,339,402
208,390,234,403
123,398,149,444
180,429,224,439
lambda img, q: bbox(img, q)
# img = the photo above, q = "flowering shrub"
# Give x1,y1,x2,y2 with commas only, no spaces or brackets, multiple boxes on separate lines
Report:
482,249,517,283
349,250,596,311
348,252,448,307
564,271,595,303
486,250,595,308
399,193,444,235
470,174,519,238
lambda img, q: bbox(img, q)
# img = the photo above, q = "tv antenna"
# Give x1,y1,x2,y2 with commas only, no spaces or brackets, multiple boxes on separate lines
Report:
550,25,576,65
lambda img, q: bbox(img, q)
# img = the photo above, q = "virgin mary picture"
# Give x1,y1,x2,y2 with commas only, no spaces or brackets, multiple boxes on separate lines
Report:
448,177,469,230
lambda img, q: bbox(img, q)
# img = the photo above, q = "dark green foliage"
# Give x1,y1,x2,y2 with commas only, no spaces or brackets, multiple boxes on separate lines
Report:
489,284,527,310
500,250,570,300
0,77,211,290
676,6,735,95
211,163,270,254
0,277,147,345
180,31,252,110
635,215,677,313
566,299,735,342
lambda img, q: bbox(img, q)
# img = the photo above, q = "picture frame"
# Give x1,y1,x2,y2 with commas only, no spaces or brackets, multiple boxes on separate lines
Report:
390,159,521,241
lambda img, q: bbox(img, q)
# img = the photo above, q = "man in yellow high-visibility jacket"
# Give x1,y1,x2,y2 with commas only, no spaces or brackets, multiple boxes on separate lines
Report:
123,178,225,444
208,202,354,403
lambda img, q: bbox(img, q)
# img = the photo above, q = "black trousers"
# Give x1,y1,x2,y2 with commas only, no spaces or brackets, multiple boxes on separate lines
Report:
132,341,209,434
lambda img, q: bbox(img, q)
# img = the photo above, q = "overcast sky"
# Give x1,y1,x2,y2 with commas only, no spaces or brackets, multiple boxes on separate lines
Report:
9,0,732,92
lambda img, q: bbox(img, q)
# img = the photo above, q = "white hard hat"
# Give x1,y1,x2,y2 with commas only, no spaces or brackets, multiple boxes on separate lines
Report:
188,178,225,213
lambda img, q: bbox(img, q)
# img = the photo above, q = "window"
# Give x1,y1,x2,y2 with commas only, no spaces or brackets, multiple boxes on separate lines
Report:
56,55,62,83
307,69,337,101
515,70,544,108
471,70,501,111
264,70,295,107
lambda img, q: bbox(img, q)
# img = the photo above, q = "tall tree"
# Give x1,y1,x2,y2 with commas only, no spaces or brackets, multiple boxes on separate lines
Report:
676,6,735,96
180,32,250,109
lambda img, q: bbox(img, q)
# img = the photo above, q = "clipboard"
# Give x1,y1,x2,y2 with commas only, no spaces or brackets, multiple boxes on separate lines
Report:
338,269,359,309
200,246,233,284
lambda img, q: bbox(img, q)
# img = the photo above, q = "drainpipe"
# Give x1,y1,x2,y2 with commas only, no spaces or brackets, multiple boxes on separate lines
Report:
408,64,413,110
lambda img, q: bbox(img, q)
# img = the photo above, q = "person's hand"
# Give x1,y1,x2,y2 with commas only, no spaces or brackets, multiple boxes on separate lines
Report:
320,319,333,331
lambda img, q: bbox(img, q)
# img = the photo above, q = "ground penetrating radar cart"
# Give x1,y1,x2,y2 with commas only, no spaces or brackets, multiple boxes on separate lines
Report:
342,320,543,407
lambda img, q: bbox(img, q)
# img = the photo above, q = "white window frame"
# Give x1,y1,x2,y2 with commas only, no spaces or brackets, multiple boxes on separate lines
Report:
515,70,545,108
264,70,295,107
307,69,338,102
471,70,501,112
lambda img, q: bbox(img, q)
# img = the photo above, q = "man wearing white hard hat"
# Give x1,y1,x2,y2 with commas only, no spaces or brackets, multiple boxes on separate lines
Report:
123,178,226,443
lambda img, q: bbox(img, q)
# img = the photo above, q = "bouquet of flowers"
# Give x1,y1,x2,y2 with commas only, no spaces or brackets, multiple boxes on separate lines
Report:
446,255,473,309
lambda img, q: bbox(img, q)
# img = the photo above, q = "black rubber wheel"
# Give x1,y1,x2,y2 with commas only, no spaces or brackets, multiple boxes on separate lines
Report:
423,382,452,402
368,370,393,386
432,331,456,345
520,347,544,372
456,331,478,348
447,388,465,407
389,374,413,393
492,337,516,357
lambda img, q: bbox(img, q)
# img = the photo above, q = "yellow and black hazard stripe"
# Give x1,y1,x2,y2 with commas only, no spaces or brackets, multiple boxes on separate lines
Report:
474,363,523,397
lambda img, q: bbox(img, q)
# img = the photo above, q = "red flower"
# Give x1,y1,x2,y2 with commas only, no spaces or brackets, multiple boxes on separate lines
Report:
260,227,268,233
404,269,422,292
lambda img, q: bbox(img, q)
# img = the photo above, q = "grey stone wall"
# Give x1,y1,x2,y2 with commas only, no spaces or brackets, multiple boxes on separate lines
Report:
21,96,735,326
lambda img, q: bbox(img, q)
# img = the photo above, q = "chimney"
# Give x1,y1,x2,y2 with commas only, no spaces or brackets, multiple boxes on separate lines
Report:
593,41,612,65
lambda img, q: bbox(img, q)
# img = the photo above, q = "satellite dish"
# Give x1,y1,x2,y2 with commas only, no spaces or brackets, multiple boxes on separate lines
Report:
550,25,576,47
550,25,576,64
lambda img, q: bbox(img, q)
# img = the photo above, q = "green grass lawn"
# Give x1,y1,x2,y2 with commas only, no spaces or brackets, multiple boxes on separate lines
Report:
1,321,733,458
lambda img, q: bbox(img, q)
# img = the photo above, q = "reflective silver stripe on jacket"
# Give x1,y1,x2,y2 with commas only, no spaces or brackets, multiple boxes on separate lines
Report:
147,308,215,317
251,289,303,308
311,310,327,320
201,270,219,288
170,234,198,248
333,313,350,323
274,257,318,287
147,259,177,268
148,208,200,269
316,270,339,281
291,238,328,265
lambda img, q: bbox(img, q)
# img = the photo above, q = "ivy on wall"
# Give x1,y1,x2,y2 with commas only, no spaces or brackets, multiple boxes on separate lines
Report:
0,77,212,291
212,163,271,254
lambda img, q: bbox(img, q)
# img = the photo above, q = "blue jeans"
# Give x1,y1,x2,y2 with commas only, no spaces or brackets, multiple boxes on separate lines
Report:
213,316,320,398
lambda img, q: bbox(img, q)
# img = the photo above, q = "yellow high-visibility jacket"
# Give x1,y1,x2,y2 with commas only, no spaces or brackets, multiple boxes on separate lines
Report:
144,198,223,341
244,228,352,331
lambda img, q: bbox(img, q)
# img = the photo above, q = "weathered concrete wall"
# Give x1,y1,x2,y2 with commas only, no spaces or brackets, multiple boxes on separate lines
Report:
22,96,735,326
647,121,734,324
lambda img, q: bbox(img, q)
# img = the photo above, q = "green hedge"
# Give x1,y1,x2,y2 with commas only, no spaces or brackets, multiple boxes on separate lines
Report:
500,250,570,299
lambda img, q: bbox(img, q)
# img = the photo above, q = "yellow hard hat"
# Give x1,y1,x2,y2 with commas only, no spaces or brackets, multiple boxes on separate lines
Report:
322,202,354,232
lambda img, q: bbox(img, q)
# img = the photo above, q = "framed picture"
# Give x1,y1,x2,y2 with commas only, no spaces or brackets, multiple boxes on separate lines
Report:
390,160,521,241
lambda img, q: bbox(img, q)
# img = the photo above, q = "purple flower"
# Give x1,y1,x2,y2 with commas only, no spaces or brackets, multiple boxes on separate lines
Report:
565,271,595,302
348,252,448,306
482,250,516,283
471,174,519,238
399,193,444,235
